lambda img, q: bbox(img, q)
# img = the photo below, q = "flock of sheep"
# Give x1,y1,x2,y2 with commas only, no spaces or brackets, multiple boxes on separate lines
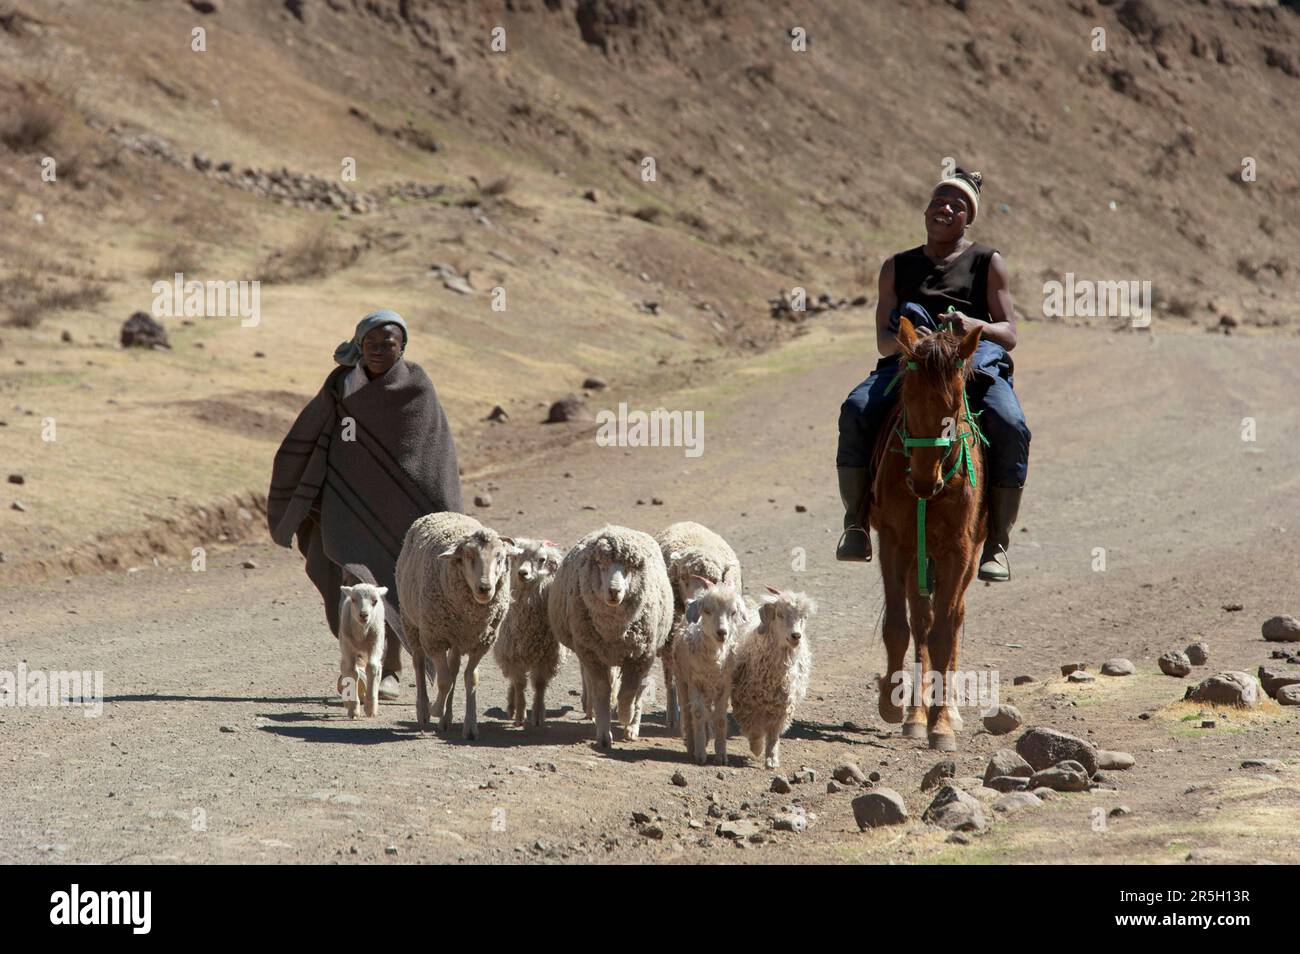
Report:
336,515,816,768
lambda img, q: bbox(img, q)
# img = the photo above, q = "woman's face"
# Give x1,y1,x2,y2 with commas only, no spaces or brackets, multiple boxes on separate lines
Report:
362,324,404,376
925,185,970,243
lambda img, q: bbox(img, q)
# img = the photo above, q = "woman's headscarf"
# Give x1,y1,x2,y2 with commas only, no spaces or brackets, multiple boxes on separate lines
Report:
333,309,409,367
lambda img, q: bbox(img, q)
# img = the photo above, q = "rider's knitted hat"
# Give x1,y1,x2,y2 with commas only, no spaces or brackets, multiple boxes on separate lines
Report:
933,168,983,224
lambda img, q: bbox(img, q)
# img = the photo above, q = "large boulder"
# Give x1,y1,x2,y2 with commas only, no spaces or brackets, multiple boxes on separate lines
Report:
1276,685,1300,706
1261,615,1300,642
1183,671,1261,708
983,748,1033,783
1158,651,1192,677
1101,658,1135,676
921,759,956,792
852,788,909,829
1257,666,1300,699
120,311,170,349
982,704,1023,735
545,394,592,423
1029,764,1090,792
1015,726,1100,775
922,785,988,832
1185,642,1210,665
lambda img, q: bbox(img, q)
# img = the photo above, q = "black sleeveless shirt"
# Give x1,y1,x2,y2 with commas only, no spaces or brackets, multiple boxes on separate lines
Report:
893,242,997,322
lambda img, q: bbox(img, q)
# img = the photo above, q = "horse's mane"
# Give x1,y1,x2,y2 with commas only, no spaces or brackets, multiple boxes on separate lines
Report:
908,331,973,383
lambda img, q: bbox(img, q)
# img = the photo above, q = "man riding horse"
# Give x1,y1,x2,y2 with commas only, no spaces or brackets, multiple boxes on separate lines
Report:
835,168,1030,582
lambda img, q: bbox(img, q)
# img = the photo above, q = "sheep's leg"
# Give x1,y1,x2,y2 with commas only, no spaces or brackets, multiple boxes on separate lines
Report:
530,673,547,729
579,663,594,720
432,649,455,731
662,657,679,732
690,694,708,766
588,663,614,748
712,698,728,767
412,641,431,730
340,646,358,719
679,676,696,759
617,661,650,742
364,645,381,718
462,649,484,741
747,731,762,760
764,731,780,770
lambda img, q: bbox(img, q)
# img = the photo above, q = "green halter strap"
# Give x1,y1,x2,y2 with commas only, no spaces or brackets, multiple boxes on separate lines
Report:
889,359,989,597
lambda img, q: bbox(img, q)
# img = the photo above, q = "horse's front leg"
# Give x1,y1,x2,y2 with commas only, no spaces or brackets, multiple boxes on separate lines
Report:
925,565,970,751
902,577,934,741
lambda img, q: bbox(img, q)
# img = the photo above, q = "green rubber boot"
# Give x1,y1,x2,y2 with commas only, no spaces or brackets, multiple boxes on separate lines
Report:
978,485,1023,582
835,466,872,562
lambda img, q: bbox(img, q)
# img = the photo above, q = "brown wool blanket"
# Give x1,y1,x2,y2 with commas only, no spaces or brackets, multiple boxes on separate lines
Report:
267,359,463,653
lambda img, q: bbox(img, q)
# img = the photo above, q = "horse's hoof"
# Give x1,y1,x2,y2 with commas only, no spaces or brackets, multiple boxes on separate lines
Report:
928,732,958,752
901,722,927,739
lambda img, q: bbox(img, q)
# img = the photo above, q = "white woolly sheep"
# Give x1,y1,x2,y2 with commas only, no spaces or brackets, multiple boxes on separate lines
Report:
337,583,387,719
672,580,747,765
655,521,742,731
548,525,673,747
728,588,817,769
493,538,567,728
395,511,519,739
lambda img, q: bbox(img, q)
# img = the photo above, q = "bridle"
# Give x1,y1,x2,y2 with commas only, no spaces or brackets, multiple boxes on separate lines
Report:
884,347,988,597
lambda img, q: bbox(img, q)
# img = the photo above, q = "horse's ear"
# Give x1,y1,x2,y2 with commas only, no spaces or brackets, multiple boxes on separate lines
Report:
959,323,983,362
896,316,918,356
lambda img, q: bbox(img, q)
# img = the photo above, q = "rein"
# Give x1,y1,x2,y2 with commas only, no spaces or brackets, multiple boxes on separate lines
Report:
887,351,989,597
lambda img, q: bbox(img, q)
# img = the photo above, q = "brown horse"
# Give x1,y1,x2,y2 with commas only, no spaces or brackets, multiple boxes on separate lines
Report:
869,317,986,751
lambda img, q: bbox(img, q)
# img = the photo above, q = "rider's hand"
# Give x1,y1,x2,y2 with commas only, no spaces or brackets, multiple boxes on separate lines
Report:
914,325,934,338
947,311,983,335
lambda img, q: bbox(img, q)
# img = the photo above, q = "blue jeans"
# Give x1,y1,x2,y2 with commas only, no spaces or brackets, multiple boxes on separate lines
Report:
836,339,1030,488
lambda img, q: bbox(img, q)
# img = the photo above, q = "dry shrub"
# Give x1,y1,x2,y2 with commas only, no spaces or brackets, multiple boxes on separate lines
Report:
1,95,61,151
262,227,357,283
149,243,203,279
1,263,106,328
632,205,662,223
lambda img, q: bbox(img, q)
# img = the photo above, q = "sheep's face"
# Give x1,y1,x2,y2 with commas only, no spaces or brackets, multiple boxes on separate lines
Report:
593,536,635,608
511,539,562,589
687,582,747,646
669,548,727,606
440,532,520,604
759,590,817,650
341,584,387,627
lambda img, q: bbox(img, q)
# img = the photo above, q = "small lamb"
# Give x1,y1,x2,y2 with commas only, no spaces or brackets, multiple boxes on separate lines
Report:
337,583,388,719
729,588,817,769
494,538,567,728
672,580,747,765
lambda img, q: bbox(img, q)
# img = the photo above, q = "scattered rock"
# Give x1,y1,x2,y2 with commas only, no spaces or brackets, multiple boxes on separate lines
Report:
716,819,762,840
6,474,23,485
1097,750,1135,770
992,791,1041,814
851,788,909,829
826,780,844,794
485,405,509,423
1257,666,1300,698
638,823,664,840
546,394,592,423
1028,765,1090,792
790,768,817,784
10,500,26,512
770,776,792,794
1016,726,1100,774
670,771,688,787
1013,675,1036,685
832,762,866,785
922,785,988,832
1158,651,1192,677
1240,758,1284,771
983,748,1033,783
945,832,970,845
982,704,1023,735
384,845,398,855
1263,615,1300,642
581,376,607,390
1183,671,1261,708
474,493,492,508
1068,670,1096,683
773,812,807,833
1185,642,1210,665
240,559,257,569
1101,658,1135,676
1276,684,1300,706
1060,663,1086,676
1109,805,1132,817
921,759,957,792
985,775,1030,793
120,311,170,350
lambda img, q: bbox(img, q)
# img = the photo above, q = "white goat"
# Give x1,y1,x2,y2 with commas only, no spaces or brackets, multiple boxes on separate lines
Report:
672,580,747,765
337,583,387,719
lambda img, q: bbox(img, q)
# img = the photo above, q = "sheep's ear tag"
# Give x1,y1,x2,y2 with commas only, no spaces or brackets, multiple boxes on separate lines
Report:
765,585,782,595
